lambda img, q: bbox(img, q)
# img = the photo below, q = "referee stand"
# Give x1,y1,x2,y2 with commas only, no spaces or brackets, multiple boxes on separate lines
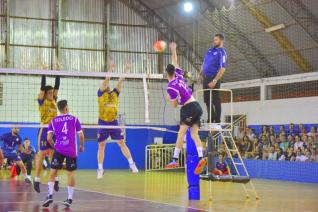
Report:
196,88,259,201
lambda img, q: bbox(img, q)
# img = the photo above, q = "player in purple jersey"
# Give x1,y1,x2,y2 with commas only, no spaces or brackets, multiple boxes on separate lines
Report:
42,100,84,208
164,42,206,175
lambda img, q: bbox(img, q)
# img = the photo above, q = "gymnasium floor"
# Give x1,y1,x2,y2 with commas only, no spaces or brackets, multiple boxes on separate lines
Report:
0,170,317,212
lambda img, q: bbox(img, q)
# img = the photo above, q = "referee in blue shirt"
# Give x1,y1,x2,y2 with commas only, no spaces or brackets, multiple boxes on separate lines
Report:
202,34,227,123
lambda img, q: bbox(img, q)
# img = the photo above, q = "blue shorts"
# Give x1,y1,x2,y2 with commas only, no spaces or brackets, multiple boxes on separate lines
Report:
3,152,21,162
97,119,124,142
38,127,55,151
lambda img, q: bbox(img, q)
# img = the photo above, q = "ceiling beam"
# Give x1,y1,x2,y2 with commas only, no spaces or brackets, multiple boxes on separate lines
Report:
119,0,203,72
274,0,318,45
205,0,279,78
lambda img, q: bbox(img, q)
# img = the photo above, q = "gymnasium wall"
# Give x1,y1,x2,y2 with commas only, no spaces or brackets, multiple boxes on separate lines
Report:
222,96,318,125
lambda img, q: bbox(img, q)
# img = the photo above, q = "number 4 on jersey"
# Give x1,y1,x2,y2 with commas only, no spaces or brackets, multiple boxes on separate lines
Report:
62,122,68,134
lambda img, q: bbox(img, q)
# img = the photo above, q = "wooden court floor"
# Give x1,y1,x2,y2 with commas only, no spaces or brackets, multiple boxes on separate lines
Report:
0,170,317,211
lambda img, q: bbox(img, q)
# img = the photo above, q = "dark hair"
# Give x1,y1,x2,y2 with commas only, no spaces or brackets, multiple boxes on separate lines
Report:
165,64,175,76
44,85,54,93
24,137,29,141
215,33,224,40
57,100,68,112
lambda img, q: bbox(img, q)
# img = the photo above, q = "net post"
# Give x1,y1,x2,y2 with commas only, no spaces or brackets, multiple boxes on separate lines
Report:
186,129,200,200
143,74,150,123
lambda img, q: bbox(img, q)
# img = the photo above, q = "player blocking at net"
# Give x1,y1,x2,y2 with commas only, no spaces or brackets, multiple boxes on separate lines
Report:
165,42,206,175
42,100,85,208
33,69,60,193
96,61,138,179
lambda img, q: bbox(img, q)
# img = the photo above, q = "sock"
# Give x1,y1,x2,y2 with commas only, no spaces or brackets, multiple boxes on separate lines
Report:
173,148,181,159
55,176,59,182
35,177,40,182
23,173,27,179
98,163,103,170
48,181,54,196
128,158,134,165
67,186,74,200
197,146,203,158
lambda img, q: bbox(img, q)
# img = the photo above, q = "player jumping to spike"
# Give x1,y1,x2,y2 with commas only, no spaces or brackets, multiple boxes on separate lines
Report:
165,42,206,175
96,61,138,179
34,64,60,193
42,100,85,208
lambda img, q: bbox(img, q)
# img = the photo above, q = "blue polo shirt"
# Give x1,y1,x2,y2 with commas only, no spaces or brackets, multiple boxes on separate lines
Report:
203,47,227,77
0,132,22,154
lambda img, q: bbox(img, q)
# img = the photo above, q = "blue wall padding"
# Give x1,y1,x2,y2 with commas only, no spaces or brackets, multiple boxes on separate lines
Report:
186,129,200,200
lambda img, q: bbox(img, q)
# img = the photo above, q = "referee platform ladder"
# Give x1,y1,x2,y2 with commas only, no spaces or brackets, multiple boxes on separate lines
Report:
196,89,259,200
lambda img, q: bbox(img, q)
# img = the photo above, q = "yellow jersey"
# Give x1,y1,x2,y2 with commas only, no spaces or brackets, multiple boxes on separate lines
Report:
38,98,57,124
98,88,119,122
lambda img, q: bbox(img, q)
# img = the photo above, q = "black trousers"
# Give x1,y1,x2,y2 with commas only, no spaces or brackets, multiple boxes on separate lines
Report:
203,76,221,123
16,155,33,176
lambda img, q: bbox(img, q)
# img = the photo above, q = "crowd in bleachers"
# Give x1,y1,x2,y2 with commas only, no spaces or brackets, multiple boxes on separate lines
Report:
232,123,318,162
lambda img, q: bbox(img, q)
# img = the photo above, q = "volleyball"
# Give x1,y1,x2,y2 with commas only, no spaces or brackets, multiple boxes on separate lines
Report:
153,40,167,52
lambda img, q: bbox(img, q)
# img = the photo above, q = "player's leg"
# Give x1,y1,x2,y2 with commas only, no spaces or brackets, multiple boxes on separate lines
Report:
63,156,77,208
97,129,109,179
48,149,60,192
165,124,189,168
116,140,138,173
42,151,63,207
212,81,221,123
33,150,46,192
16,159,31,183
190,124,207,175
24,156,32,178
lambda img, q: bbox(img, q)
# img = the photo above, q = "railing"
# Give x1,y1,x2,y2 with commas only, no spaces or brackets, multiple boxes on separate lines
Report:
145,144,185,171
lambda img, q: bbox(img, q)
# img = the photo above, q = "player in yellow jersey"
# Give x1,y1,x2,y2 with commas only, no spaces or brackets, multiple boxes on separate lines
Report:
33,70,60,193
97,62,138,179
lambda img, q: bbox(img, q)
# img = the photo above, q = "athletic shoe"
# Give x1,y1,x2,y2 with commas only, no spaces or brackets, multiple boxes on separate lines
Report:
33,180,40,193
24,176,31,184
129,163,139,173
97,169,104,180
63,199,72,208
165,160,179,169
42,195,53,207
54,181,59,192
194,158,207,175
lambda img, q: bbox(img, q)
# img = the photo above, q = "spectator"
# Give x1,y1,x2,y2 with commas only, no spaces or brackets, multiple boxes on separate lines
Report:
243,136,254,158
269,126,276,137
294,135,304,150
279,125,286,136
269,135,276,147
301,135,308,147
307,127,318,142
288,123,297,137
277,148,286,161
253,145,262,160
285,147,295,161
259,125,269,139
237,127,245,141
287,135,295,148
279,135,289,152
268,147,277,160
246,128,256,141
299,123,307,137
295,148,308,162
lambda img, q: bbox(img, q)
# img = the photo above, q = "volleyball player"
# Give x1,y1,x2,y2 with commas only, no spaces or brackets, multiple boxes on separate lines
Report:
42,100,84,208
0,128,31,183
33,71,60,193
96,62,138,179
165,42,206,175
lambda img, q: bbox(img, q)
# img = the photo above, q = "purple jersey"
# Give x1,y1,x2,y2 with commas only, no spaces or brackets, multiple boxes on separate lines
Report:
48,114,82,158
216,161,227,172
167,68,192,105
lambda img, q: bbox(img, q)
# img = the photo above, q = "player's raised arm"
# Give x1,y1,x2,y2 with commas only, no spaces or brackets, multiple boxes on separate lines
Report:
100,61,115,92
170,42,180,69
116,62,131,93
53,61,61,98
38,75,46,101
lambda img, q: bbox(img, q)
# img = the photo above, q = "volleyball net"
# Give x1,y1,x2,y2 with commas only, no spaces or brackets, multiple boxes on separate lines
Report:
0,68,178,133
